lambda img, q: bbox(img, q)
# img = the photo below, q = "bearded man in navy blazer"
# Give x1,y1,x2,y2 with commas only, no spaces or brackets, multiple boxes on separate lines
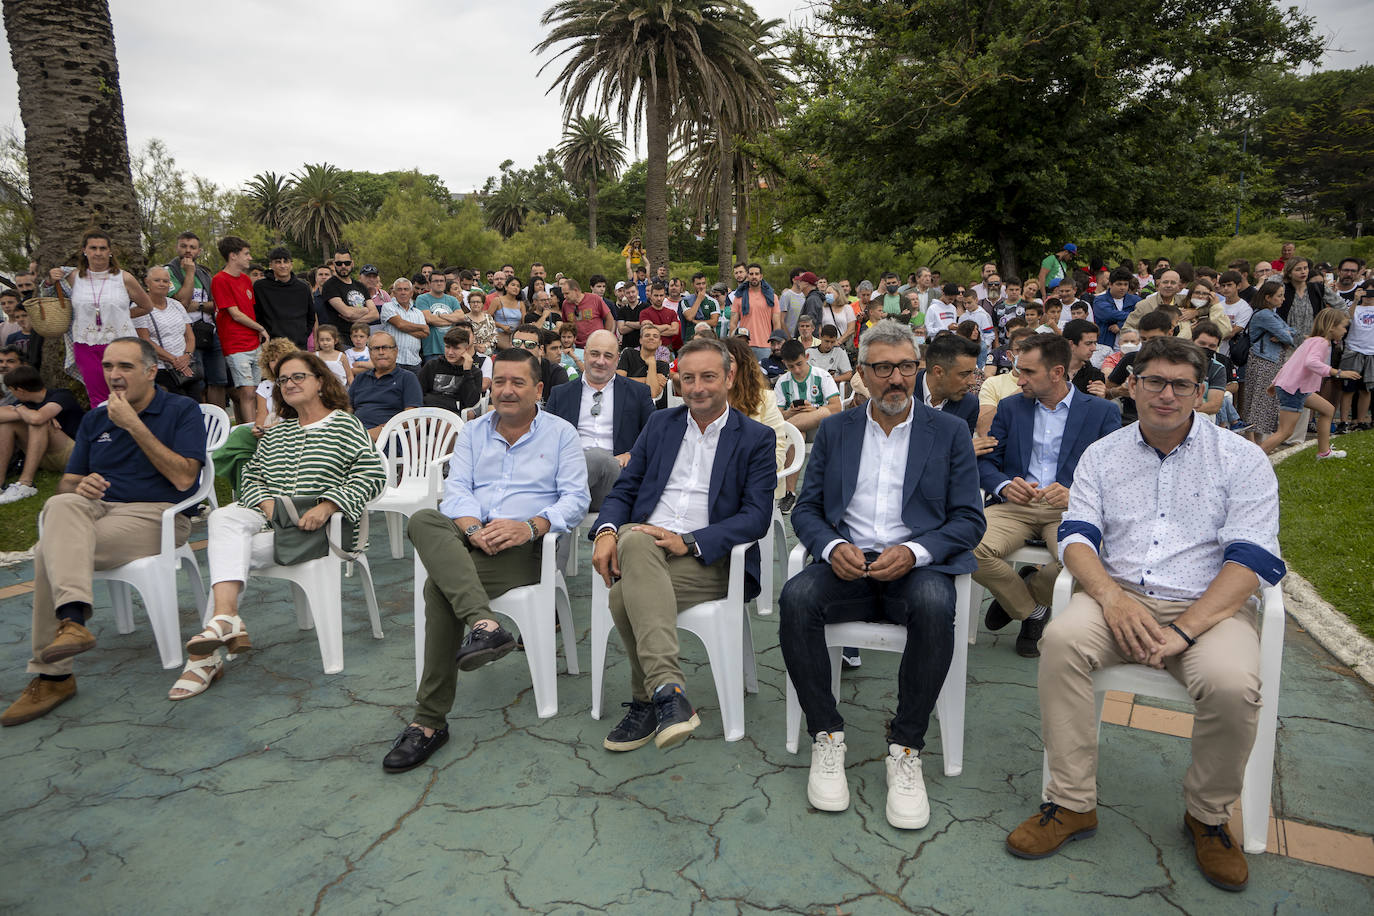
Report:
544,329,655,510
779,321,986,831
591,337,775,752
974,333,1121,658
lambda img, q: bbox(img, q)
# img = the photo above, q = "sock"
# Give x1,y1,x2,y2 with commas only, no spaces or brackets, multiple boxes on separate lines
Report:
889,742,916,758
653,683,681,696
1027,604,1049,621
38,673,71,682
55,602,91,625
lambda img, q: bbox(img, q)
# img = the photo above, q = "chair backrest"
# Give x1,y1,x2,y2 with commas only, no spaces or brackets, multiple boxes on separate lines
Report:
779,421,806,480
666,378,684,408
375,408,464,487
200,403,231,451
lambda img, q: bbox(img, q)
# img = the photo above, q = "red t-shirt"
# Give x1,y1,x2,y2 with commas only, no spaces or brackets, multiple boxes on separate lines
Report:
562,293,612,346
211,271,260,355
639,305,681,351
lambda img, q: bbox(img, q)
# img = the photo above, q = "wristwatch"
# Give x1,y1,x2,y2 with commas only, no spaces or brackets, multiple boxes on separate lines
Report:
680,532,700,557
464,523,482,536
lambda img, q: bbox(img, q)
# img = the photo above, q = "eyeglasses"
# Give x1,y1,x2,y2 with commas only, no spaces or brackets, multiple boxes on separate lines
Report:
370,344,397,351
863,360,920,378
590,389,603,417
276,372,316,386
334,259,352,266
1136,375,1200,395
513,339,541,350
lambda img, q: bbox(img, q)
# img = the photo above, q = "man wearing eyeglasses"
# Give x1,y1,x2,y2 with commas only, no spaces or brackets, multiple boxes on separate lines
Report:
322,248,379,328
1008,336,1283,893
779,321,985,831
349,331,422,441
974,334,1120,658
500,325,567,403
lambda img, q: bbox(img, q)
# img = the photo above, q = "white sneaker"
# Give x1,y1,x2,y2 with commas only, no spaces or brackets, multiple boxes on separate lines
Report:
807,731,850,811
885,743,930,829
0,482,37,504
1316,449,1347,460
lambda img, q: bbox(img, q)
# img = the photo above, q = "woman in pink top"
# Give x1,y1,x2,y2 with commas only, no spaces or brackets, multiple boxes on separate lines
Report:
1260,309,1361,458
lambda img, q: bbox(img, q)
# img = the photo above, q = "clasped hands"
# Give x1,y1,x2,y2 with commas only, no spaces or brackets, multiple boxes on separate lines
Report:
467,518,537,555
1102,587,1189,668
1001,477,1069,509
829,542,914,582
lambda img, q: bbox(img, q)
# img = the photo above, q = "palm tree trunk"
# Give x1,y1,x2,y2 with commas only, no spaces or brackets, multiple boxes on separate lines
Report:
4,0,143,397
644,85,671,272
715,130,733,282
587,174,598,249
733,156,749,264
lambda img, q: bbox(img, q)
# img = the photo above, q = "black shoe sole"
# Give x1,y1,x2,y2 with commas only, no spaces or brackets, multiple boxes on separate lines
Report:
382,732,449,773
654,712,701,749
456,637,517,672
1005,827,1096,859
1016,640,1042,659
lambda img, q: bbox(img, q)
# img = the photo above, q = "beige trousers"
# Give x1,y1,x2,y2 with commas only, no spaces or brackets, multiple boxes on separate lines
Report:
28,494,191,675
972,502,1063,619
1038,588,1261,825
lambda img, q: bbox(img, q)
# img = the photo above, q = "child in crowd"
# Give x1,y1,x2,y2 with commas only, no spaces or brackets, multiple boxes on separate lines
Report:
315,324,353,388
346,321,373,372
1260,309,1362,458
252,337,300,434
4,304,31,348
1040,301,1063,333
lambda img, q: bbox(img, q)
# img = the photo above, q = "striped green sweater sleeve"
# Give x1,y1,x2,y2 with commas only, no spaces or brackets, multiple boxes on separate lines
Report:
238,411,386,527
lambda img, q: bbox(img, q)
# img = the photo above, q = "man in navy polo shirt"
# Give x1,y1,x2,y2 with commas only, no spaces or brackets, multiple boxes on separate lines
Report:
350,330,423,440
2,337,206,727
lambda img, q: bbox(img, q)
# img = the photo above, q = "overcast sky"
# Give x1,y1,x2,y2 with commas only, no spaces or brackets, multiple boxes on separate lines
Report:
0,0,1369,198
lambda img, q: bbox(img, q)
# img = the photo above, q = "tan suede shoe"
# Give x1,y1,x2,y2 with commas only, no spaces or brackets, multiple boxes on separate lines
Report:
1185,812,1248,891
1006,802,1098,858
38,620,97,663
1,676,77,726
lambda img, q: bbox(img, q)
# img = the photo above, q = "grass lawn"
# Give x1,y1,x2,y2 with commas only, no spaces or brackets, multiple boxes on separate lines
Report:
1275,427,1374,640
0,469,63,552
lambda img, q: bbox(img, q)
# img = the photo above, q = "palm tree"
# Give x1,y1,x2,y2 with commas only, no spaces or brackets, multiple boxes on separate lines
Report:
537,0,774,271
558,114,626,248
484,180,530,238
245,171,289,236
281,163,361,261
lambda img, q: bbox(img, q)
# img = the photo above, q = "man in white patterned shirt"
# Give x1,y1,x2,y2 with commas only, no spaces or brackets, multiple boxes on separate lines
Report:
1006,337,1286,894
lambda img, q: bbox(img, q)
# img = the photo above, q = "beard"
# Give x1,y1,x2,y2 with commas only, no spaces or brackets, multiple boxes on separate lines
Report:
874,389,911,416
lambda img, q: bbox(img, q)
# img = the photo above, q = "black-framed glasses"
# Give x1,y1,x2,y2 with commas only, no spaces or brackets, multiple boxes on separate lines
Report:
370,344,397,351
590,389,603,417
863,359,920,378
513,339,541,350
1136,375,1200,395
276,372,316,386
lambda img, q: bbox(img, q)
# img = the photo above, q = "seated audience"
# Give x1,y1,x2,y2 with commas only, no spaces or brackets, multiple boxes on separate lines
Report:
509,324,568,401
417,327,484,413
617,324,669,407
775,338,842,512
0,366,85,505
350,331,423,440
913,333,980,435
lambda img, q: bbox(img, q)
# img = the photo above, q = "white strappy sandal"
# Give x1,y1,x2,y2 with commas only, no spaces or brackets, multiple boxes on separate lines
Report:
186,614,252,655
168,651,225,701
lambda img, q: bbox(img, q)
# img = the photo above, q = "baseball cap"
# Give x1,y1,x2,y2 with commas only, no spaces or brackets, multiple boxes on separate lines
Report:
1062,243,1077,254
710,281,729,294
797,271,819,285
360,264,379,275
768,329,788,343
614,280,627,291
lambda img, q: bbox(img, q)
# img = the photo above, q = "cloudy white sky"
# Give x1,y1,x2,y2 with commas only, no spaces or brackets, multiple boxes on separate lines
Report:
1,0,1369,198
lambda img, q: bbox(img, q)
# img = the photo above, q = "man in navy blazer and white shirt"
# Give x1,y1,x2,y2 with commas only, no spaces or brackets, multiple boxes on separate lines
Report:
779,322,986,831
543,329,655,510
913,333,981,435
591,337,775,753
974,332,1121,657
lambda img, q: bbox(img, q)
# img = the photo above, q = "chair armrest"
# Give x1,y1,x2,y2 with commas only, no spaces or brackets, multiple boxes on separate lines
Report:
725,540,754,607
426,455,449,503
1050,566,1075,620
159,454,217,557
787,543,810,580
541,530,560,585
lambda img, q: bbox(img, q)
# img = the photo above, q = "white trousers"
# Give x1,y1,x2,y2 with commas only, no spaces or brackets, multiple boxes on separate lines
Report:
207,504,276,587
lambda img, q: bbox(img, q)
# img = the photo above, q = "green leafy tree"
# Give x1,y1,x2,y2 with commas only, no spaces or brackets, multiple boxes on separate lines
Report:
770,0,1321,278
281,162,362,262
245,171,289,236
558,115,627,248
536,0,777,272
344,189,500,281
483,177,531,238
0,127,36,270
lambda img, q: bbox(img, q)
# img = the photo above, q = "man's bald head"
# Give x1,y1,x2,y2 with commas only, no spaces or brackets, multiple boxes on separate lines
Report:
583,329,620,387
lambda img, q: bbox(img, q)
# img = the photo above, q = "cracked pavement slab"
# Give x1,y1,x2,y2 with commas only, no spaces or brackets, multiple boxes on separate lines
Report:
0,525,1370,913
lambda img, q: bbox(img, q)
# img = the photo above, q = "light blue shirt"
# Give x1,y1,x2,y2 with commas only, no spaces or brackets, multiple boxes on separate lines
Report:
1026,383,1074,487
440,408,590,532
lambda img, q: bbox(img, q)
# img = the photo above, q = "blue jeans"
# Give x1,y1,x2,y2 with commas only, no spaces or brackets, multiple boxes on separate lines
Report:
779,558,956,749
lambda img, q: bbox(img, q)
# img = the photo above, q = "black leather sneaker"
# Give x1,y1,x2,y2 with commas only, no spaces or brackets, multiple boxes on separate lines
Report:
382,725,449,773
603,699,658,752
985,565,1038,632
652,684,701,749
1016,613,1049,658
455,622,517,672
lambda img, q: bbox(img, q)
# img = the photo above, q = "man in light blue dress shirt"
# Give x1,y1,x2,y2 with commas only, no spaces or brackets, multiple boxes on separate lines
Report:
382,347,588,773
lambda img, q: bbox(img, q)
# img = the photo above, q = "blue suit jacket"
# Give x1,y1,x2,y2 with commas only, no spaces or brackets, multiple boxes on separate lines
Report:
544,374,655,457
914,369,978,435
791,404,986,575
978,390,1121,496
1092,292,1141,348
595,406,776,600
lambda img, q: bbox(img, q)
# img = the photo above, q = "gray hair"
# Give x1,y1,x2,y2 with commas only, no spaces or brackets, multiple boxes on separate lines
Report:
111,335,159,370
858,321,920,366
856,280,874,293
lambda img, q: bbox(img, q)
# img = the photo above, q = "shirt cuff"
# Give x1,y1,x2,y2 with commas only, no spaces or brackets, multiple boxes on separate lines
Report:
1057,533,1098,564
993,480,1010,497
595,523,617,537
902,542,933,567
820,538,846,562
1222,541,1287,586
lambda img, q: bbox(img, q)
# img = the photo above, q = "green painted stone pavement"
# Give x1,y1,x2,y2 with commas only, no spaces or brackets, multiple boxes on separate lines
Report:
1,523,1370,914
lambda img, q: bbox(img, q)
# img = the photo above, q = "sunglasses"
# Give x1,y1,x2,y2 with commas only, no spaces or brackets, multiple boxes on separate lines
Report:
334,260,352,266
513,339,541,350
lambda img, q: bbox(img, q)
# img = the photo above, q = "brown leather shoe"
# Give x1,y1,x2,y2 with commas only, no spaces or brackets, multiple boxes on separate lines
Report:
38,620,97,664
1006,802,1098,858
1184,812,1248,891
1,677,77,726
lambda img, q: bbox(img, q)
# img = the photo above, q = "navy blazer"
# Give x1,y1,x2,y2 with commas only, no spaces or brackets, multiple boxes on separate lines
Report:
595,406,776,600
791,404,986,575
914,369,978,435
544,374,656,456
978,389,1121,496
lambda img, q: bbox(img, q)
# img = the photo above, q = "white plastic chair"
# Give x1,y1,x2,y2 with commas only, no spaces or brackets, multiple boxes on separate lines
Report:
665,378,684,408
244,513,382,674
464,391,489,422
199,404,230,510
1040,567,1285,854
839,380,855,409
371,408,463,559
78,459,216,670
412,531,578,718
756,421,806,617
781,544,973,776
590,540,757,741
967,543,1054,645
563,510,598,577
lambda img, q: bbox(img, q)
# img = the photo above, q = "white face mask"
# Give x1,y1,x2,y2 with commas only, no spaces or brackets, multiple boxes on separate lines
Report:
1190,297,1208,308
1119,342,1140,354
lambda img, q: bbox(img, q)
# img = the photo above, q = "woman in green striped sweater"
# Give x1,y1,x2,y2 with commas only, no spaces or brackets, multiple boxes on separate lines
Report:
169,351,387,700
